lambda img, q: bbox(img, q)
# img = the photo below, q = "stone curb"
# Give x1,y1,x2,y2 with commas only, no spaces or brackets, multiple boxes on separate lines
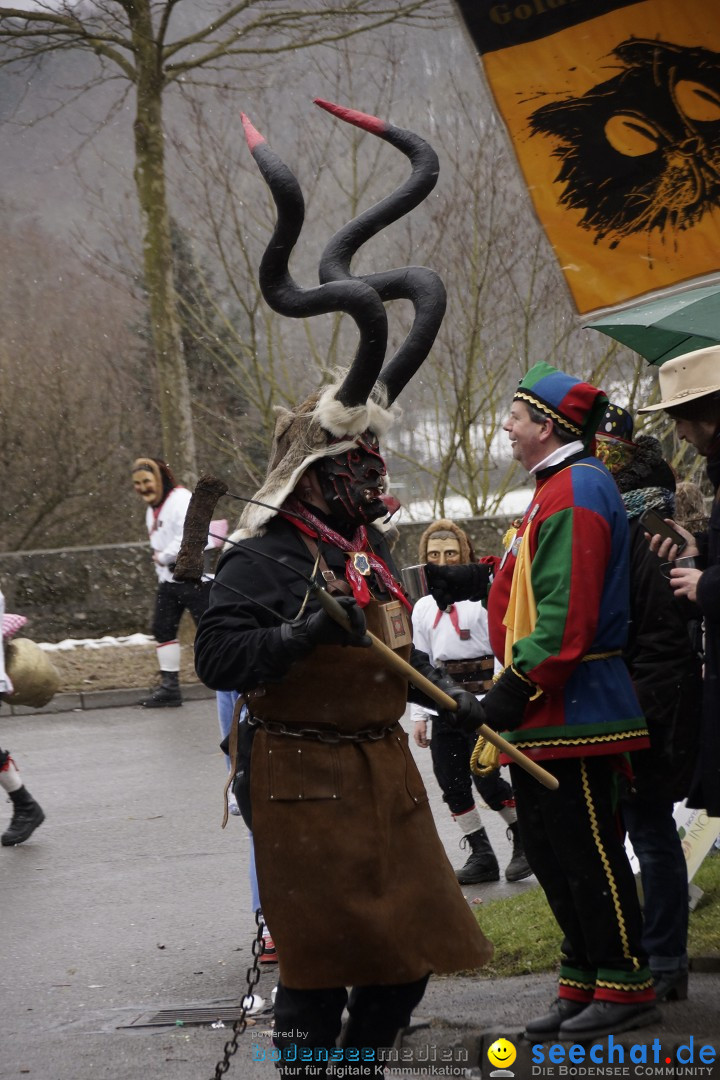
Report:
6,681,215,715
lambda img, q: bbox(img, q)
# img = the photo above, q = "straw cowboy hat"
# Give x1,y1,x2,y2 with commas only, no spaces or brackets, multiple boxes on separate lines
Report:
639,345,720,413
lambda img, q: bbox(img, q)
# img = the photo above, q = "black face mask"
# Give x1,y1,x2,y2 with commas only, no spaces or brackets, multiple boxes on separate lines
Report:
316,432,388,527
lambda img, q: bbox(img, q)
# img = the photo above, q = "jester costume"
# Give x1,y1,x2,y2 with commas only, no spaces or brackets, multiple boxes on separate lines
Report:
486,457,650,759
427,362,659,1040
486,364,658,1039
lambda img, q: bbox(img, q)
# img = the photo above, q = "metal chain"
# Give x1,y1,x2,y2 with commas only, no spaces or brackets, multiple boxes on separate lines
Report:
210,909,267,1079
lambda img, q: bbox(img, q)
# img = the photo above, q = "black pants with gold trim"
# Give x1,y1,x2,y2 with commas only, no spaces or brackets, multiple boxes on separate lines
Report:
510,755,653,1003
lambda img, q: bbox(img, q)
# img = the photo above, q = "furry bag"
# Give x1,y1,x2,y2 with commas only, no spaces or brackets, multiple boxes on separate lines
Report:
4,638,61,708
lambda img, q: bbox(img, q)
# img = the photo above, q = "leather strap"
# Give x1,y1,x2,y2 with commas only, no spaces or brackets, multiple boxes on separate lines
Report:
222,695,247,830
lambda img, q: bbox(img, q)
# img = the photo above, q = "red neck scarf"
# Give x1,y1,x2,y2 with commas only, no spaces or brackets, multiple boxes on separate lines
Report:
432,604,468,638
281,498,411,611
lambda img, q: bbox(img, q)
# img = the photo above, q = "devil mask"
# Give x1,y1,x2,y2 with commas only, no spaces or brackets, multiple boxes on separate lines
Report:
314,431,388,527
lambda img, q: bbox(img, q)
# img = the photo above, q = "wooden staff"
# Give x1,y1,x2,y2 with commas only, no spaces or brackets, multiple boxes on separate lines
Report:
314,588,559,791
175,476,559,791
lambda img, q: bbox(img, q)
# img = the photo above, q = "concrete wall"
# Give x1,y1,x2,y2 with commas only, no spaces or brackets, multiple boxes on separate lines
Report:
0,518,514,642
0,543,157,641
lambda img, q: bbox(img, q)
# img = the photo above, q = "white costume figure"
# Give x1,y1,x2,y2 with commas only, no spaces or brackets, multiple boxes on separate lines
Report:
411,520,531,884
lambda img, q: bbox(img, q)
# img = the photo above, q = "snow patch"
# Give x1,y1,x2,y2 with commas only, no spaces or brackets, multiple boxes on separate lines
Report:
38,634,155,652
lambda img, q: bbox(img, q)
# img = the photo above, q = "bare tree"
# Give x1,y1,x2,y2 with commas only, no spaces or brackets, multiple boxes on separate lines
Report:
0,206,155,551
0,0,441,486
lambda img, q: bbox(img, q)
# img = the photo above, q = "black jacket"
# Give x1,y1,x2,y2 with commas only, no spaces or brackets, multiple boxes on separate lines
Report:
624,520,702,801
689,463,720,815
194,514,444,704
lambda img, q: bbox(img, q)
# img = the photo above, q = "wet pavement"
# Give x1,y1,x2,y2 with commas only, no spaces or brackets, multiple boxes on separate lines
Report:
2,693,719,1080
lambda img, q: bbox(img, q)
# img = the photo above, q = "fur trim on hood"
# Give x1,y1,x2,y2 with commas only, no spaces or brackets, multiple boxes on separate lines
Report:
229,375,400,541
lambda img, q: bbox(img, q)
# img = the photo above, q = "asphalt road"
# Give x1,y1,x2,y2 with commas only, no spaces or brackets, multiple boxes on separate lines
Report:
2,697,719,1080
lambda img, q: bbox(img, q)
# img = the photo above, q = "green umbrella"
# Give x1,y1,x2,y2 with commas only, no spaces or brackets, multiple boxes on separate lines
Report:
584,283,720,365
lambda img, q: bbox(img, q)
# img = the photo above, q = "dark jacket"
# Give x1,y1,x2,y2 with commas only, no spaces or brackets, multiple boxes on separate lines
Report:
689,464,720,815
194,514,440,700
624,520,702,801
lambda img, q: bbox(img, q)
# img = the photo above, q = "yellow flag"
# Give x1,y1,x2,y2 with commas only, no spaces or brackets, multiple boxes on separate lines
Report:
453,0,720,315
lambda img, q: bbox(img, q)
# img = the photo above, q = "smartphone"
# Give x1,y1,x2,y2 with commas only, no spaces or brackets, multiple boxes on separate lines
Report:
638,508,687,554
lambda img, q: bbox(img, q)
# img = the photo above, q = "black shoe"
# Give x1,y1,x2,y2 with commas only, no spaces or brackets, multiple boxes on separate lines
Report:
558,1000,661,1041
140,671,182,708
2,799,45,846
524,998,588,1037
456,828,500,884
653,969,688,1002
505,823,533,882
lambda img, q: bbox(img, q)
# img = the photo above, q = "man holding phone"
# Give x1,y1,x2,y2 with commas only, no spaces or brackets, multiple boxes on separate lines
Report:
637,508,688,556
639,346,720,818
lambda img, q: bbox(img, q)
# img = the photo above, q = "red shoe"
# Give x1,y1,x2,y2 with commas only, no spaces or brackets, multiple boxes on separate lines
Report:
259,932,278,964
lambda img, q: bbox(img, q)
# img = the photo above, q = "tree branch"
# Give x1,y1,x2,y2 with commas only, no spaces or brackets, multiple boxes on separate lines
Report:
162,0,438,73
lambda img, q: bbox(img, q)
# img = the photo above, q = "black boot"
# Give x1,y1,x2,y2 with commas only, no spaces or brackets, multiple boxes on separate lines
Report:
653,968,688,1001
524,998,588,1038
2,789,45,846
558,999,661,1040
456,827,500,884
505,821,533,882
140,671,182,708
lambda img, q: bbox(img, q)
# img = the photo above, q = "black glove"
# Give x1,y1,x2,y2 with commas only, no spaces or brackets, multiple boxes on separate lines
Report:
425,562,491,611
280,595,371,657
440,685,487,734
481,666,536,732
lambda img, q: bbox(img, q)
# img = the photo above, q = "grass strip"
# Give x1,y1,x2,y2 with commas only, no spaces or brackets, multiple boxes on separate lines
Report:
470,852,720,979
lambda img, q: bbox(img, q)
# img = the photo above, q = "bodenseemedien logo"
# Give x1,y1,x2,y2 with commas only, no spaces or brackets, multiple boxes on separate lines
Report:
488,1037,517,1077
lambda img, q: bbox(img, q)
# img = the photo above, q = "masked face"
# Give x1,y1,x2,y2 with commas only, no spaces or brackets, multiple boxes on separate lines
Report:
132,467,162,507
316,431,388,526
595,436,636,475
426,536,462,566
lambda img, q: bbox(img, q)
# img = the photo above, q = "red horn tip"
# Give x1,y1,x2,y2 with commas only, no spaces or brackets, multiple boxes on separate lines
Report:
241,112,266,152
313,97,387,137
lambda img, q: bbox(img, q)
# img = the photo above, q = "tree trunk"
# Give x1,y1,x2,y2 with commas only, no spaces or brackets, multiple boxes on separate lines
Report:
131,6,197,486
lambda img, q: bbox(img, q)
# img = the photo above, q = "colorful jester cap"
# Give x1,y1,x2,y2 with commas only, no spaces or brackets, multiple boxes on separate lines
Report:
596,401,676,501
595,402,636,474
597,402,634,444
514,362,608,449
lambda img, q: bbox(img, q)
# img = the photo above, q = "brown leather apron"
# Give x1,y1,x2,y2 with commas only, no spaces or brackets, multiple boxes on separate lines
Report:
249,599,493,989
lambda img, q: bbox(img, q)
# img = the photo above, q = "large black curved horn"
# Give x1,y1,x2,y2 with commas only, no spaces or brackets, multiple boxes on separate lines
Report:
242,114,388,410
314,99,446,405
363,267,446,407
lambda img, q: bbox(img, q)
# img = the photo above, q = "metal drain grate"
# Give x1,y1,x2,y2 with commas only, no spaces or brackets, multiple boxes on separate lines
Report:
120,1003,272,1029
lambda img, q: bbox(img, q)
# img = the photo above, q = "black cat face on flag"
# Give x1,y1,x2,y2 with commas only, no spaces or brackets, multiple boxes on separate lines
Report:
528,39,720,247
